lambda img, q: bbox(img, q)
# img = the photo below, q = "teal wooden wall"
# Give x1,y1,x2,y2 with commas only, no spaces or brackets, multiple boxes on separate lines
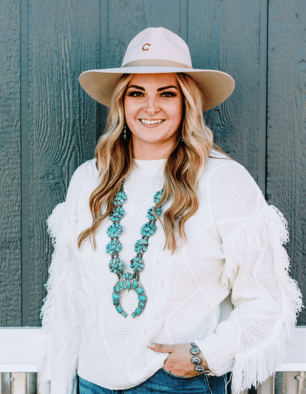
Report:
0,0,305,327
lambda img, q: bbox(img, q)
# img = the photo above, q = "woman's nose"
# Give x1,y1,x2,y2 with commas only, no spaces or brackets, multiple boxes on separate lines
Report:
144,97,160,115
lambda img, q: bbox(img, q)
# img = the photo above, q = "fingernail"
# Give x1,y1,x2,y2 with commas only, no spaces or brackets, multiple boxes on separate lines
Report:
149,342,155,348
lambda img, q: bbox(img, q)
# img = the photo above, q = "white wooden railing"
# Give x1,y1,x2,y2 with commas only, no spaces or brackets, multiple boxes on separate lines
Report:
0,327,305,393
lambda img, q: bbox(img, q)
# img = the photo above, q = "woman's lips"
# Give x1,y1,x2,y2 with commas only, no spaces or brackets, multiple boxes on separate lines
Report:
138,119,166,128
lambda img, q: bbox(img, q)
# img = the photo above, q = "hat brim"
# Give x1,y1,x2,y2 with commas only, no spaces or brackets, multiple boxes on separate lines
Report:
79,67,235,111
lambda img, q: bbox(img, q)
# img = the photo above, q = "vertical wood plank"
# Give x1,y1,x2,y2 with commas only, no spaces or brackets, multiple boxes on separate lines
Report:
256,376,275,393
107,0,181,68
21,0,30,328
0,0,22,326
11,373,26,394
97,0,109,142
27,0,100,325
179,0,188,42
188,0,263,182
1,373,11,394
267,0,306,324
26,373,37,394
275,371,305,393
258,0,268,195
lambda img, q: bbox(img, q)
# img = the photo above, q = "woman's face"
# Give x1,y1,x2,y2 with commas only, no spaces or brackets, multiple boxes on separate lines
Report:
124,73,183,159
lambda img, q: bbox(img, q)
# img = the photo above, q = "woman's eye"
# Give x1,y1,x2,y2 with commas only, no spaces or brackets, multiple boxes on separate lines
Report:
161,91,177,97
127,91,177,98
127,91,143,97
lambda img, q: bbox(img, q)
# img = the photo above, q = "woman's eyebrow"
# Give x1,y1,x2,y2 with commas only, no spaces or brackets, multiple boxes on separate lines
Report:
126,85,179,91
157,85,179,91
127,85,145,90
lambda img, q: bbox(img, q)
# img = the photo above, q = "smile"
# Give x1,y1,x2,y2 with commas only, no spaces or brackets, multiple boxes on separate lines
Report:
139,119,165,125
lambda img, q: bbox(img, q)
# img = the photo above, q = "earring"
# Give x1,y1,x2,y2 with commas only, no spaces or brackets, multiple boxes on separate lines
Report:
123,124,126,140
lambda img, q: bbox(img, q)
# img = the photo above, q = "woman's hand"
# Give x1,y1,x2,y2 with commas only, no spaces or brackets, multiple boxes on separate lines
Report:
148,342,209,377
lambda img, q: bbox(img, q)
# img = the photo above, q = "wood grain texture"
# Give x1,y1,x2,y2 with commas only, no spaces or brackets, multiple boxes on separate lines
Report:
187,0,263,182
27,0,100,325
267,0,306,324
275,371,306,394
0,0,22,326
107,0,181,69
104,0,181,140
256,376,275,394
0,0,304,335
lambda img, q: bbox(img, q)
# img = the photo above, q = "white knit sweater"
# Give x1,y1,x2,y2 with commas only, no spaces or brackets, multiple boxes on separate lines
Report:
38,150,302,394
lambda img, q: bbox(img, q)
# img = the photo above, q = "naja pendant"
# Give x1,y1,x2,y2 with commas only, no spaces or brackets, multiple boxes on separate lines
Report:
111,273,147,318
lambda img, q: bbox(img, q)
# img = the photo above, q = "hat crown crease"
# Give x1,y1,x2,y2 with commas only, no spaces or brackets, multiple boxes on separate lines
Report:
121,27,193,68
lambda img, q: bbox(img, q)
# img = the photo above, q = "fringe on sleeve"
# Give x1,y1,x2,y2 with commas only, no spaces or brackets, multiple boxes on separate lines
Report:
38,202,79,394
221,204,302,393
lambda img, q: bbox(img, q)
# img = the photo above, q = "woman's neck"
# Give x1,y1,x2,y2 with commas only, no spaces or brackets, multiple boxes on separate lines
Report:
132,139,175,160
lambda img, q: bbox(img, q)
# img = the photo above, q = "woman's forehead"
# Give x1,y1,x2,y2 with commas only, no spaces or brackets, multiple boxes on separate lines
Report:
128,73,178,87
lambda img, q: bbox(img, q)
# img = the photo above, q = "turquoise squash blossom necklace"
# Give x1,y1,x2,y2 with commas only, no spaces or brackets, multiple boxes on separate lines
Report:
106,182,163,318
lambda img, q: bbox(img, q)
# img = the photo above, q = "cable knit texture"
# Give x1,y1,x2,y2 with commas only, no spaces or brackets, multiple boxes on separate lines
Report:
39,150,302,394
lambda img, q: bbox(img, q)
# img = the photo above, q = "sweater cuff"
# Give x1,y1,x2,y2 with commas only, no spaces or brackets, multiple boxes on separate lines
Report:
195,332,237,376
50,377,77,394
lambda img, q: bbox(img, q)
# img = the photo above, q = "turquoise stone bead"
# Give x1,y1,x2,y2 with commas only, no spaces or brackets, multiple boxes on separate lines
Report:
108,185,164,318
154,189,163,204
135,307,142,315
110,207,124,222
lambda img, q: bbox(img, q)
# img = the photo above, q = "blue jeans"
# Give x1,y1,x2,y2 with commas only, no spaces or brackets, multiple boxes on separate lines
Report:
79,369,228,394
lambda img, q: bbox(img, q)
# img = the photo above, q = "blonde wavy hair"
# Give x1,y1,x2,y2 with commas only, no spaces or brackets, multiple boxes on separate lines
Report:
78,72,223,253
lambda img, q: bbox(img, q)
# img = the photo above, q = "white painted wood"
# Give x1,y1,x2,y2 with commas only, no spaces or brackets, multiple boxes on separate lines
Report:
283,326,306,364
11,373,26,394
0,326,305,394
0,374,39,394
0,329,41,366
278,364,306,372
0,366,37,373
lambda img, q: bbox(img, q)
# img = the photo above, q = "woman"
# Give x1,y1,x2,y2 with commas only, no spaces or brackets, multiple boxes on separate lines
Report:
38,27,302,394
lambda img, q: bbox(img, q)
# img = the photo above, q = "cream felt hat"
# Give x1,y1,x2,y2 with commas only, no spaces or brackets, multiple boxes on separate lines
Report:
79,27,235,111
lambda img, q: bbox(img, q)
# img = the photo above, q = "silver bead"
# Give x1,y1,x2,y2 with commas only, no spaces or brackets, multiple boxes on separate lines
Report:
191,355,202,365
190,346,200,355
194,365,208,373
